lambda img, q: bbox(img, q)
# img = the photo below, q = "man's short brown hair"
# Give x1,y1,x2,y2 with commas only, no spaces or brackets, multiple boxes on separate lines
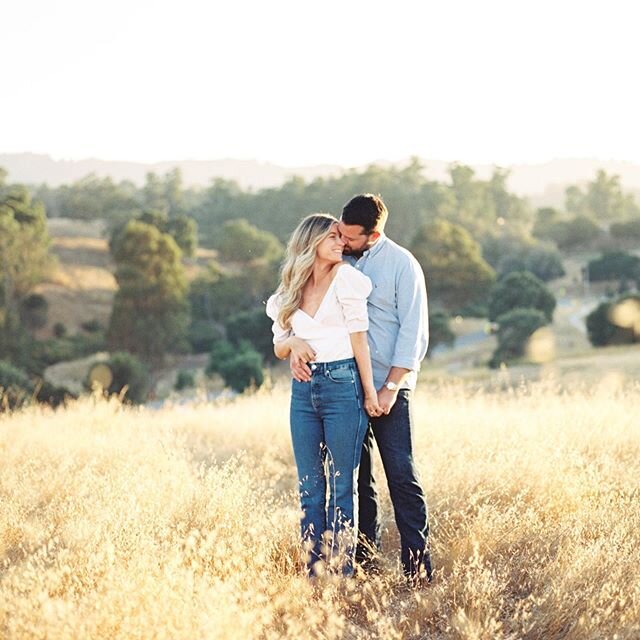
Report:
341,194,388,234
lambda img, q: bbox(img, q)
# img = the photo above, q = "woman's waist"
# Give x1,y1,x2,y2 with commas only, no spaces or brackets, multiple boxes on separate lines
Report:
307,357,356,374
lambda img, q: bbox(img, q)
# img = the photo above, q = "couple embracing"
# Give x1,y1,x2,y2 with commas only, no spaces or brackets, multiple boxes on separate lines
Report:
266,194,432,584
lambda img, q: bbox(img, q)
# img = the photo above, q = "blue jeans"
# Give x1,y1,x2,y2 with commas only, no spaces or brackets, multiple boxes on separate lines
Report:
357,389,432,580
290,358,369,576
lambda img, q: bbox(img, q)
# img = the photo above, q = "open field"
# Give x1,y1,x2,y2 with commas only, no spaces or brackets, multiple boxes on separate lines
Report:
2,381,639,639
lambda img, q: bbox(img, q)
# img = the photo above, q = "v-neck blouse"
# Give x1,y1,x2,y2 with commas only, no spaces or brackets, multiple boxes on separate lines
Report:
266,263,372,363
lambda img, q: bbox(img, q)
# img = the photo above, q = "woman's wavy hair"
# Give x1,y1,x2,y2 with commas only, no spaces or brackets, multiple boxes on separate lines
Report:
275,213,338,329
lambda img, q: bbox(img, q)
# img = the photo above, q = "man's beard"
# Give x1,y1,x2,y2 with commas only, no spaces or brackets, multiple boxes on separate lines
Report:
343,246,364,259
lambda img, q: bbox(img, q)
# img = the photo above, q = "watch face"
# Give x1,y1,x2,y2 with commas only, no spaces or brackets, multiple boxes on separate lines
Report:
385,381,398,391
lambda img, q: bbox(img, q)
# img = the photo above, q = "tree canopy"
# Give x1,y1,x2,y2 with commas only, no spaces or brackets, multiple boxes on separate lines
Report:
108,221,189,363
411,219,495,311
488,271,556,323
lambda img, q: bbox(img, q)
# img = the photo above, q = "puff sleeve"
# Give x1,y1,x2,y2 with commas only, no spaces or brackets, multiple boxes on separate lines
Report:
335,264,372,333
265,294,291,344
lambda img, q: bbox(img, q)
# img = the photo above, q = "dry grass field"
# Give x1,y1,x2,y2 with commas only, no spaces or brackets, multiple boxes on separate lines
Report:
2,379,639,639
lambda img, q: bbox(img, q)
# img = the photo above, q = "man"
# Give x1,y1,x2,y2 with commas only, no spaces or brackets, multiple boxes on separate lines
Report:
291,193,432,583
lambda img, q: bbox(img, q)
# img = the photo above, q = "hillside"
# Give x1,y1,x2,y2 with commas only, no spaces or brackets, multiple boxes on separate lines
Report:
36,219,116,338
36,217,640,397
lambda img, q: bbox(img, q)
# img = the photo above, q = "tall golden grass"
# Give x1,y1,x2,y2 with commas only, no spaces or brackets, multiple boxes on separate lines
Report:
1,379,639,639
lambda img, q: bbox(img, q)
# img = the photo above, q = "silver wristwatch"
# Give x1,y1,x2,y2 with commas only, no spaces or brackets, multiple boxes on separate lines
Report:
384,381,399,391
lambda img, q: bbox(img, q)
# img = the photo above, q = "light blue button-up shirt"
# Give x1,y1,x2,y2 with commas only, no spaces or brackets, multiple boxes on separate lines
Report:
345,234,429,390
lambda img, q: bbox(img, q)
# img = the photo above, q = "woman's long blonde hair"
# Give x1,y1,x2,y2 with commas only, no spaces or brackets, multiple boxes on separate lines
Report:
275,213,339,329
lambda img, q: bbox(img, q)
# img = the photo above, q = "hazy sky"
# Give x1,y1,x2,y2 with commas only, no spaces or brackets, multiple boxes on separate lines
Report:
2,0,639,167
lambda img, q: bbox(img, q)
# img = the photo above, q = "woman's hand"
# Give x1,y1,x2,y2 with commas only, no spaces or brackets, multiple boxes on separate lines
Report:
364,391,382,418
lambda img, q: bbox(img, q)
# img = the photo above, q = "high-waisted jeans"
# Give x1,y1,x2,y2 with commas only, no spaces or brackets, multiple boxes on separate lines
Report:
289,357,368,576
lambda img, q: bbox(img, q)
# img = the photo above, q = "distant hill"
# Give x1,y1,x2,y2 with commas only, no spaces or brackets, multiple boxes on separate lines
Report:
0,153,343,191
3,153,640,204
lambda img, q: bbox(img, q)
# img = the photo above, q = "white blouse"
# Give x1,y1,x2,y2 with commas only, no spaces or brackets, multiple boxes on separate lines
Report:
266,263,373,363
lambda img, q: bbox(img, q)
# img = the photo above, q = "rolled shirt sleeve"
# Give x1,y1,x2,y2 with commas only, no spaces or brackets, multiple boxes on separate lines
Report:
335,264,373,333
391,256,429,371
265,294,292,344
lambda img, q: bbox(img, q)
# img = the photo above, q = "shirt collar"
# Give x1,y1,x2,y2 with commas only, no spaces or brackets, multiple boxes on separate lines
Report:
362,232,387,260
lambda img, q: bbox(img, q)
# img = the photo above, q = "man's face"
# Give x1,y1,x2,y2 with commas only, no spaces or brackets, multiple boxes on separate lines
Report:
337,221,378,257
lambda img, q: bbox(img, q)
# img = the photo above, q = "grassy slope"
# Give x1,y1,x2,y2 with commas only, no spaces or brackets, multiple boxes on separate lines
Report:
36,219,116,338
1,382,639,639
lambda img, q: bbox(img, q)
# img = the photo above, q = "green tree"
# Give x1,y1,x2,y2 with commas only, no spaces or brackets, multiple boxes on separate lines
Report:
565,170,640,222
551,215,602,251
587,252,640,284
411,219,495,312
108,221,189,363
496,245,565,282
610,219,640,246
0,183,51,366
532,207,560,241
53,174,139,221
217,219,283,263
166,215,197,257
111,210,198,258
488,271,556,322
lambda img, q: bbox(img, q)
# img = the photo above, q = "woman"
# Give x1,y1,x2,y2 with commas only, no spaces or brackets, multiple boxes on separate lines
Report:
266,213,381,577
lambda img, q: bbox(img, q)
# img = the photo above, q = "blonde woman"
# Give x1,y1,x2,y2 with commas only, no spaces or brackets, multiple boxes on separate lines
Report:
266,213,381,577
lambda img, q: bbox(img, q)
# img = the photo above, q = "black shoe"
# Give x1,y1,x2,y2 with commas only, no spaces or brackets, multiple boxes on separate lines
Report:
407,552,434,586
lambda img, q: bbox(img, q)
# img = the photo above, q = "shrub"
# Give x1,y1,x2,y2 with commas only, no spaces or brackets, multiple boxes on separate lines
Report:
427,312,456,356
218,348,264,393
102,352,150,404
187,320,225,354
34,332,107,368
0,360,34,410
175,370,195,391
81,319,103,333
53,322,67,338
225,308,275,362
206,339,264,393
35,379,75,407
585,295,640,347
586,251,640,284
489,308,548,368
205,340,237,377
19,294,49,331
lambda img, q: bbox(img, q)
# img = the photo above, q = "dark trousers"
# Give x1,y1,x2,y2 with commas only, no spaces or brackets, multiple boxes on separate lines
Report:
356,389,432,579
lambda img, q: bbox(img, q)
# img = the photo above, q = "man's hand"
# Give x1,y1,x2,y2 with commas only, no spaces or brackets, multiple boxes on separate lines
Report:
377,386,399,415
287,337,315,382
